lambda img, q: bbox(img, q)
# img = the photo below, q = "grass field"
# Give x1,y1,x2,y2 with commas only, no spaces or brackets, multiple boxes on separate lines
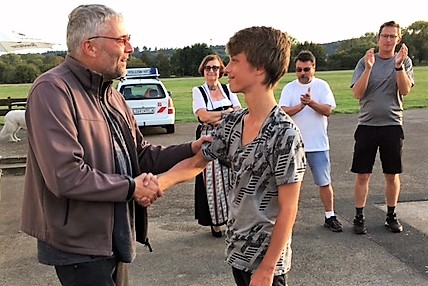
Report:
1,66,427,124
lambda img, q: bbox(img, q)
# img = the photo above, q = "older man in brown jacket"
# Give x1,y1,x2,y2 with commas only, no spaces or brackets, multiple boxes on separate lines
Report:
20,4,207,286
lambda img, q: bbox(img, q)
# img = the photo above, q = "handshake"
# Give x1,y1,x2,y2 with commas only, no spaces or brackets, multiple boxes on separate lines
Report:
133,172,163,207
132,135,212,207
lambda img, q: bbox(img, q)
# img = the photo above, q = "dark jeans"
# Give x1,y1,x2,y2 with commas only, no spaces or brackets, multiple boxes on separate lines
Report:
232,267,287,286
55,258,129,286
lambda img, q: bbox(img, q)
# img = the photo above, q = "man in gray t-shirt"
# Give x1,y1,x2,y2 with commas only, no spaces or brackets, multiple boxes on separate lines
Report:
350,21,414,235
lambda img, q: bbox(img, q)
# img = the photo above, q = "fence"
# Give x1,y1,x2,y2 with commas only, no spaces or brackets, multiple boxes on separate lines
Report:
0,97,27,116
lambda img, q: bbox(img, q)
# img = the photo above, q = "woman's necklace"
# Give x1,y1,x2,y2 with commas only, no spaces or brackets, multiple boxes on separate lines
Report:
208,84,218,91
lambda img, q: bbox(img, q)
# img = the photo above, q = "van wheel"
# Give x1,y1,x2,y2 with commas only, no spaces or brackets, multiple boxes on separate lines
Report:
165,124,175,134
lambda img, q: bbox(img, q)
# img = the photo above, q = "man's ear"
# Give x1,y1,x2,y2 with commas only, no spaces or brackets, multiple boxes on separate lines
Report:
81,39,98,57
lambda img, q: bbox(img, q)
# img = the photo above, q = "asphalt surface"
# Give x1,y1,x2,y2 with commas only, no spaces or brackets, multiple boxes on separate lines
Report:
1,109,428,286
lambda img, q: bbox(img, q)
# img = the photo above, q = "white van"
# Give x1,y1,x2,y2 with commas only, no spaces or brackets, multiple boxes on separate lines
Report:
117,68,175,134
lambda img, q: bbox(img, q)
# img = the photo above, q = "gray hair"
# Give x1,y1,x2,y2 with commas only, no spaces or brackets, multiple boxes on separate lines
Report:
66,4,123,55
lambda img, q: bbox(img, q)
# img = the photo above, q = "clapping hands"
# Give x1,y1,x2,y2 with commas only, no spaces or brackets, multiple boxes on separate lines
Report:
395,43,408,67
300,87,312,105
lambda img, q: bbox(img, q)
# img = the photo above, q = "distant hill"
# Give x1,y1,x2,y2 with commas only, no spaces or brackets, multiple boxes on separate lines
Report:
322,41,345,56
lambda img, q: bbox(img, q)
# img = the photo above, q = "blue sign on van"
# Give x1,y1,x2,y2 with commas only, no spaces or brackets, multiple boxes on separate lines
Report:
126,68,159,78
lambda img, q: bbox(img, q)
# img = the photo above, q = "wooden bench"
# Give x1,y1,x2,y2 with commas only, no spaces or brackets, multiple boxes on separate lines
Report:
0,97,27,116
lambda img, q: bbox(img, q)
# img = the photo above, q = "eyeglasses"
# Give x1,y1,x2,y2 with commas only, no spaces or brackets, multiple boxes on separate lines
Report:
88,34,131,45
204,66,220,72
380,34,398,40
296,67,311,73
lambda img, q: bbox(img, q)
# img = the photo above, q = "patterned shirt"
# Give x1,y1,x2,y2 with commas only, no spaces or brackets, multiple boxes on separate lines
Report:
202,106,306,275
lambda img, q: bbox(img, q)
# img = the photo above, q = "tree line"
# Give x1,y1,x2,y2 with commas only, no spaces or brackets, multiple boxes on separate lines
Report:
1,21,427,84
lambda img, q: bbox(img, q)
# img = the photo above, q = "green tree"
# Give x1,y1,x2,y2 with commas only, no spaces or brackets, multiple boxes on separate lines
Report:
403,21,428,65
170,48,186,77
291,42,327,71
13,63,40,83
170,43,213,77
126,56,144,68
327,33,376,70
0,54,24,83
139,52,154,67
42,55,64,73
157,51,171,77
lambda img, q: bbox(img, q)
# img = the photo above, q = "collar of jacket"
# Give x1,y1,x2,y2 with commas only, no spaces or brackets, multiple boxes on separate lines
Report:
65,54,114,99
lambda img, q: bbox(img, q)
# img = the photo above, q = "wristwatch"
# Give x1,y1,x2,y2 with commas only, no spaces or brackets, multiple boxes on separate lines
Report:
395,65,404,71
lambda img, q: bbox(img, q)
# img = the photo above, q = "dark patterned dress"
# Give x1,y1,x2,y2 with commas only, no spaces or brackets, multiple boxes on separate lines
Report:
193,84,241,227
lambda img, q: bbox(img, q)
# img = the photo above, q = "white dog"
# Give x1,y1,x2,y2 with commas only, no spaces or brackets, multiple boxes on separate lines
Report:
0,110,27,142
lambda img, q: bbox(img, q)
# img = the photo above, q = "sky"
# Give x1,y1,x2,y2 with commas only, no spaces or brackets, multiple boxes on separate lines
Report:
1,0,427,52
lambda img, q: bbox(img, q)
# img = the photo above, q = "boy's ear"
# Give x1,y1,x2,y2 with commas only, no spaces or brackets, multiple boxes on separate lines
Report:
255,67,265,75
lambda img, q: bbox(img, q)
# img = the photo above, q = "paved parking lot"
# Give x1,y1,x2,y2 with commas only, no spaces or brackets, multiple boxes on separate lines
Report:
1,109,427,285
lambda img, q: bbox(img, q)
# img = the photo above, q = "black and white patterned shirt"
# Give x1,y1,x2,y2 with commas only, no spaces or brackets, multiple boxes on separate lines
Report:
202,106,306,275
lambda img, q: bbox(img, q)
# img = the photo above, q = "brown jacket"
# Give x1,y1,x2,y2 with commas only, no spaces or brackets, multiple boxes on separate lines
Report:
21,55,193,257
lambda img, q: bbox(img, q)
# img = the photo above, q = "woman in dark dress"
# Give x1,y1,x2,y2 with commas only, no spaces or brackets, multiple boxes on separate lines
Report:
192,55,242,237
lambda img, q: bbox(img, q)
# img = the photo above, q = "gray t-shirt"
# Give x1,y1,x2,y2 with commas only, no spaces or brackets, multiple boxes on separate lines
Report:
351,53,414,126
202,106,306,275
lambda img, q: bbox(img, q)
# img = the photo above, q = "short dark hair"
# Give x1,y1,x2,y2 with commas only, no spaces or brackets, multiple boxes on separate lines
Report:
294,50,316,65
378,21,402,38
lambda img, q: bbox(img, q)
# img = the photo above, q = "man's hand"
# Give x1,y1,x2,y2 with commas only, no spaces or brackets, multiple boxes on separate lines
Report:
134,172,161,207
300,87,312,105
191,135,212,154
364,48,375,69
395,43,408,67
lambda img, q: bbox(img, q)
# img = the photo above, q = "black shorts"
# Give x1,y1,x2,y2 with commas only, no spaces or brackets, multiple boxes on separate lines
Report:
232,267,287,286
351,125,404,174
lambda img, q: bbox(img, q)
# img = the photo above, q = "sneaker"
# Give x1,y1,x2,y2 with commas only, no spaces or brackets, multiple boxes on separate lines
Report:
353,215,367,234
324,216,343,232
385,213,403,233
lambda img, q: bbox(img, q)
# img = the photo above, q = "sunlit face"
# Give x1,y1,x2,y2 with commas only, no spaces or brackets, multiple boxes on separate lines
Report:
295,60,315,84
224,52,255,94
203,59,221,82
90,18,134,80
378,26,401,53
